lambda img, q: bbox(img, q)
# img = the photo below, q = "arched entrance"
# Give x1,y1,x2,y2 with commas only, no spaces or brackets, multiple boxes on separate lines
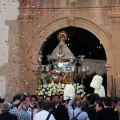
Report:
33,17,112,95
41,26,107,95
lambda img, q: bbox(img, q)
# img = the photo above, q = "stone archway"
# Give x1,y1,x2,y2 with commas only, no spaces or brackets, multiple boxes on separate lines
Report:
32,17,112,95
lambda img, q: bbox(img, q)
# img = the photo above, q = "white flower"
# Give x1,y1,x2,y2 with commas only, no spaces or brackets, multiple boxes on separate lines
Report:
58,83,61,85
80,85,83,88
51,83,54,85
63,84,75,100
48,94,51,96
48,91,51,93
57,89,60,92
53,86,56,89
60,89,63,91
81,93,84,98
80,89,84,92
43,85,47,88
55,84,57,86
76,90,80,94
50,88,53,91
53,90,56,93
42,89,45,92
40,91,43,94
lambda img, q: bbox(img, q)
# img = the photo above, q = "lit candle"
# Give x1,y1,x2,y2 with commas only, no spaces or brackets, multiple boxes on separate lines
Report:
82,67,85,71
87,66,89,71
38,55,43,62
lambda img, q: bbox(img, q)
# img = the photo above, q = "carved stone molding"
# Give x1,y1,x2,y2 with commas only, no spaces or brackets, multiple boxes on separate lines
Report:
67,16,75,26
109,14,120,18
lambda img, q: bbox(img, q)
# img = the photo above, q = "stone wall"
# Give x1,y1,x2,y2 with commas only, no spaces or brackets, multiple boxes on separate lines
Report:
0,0,20,100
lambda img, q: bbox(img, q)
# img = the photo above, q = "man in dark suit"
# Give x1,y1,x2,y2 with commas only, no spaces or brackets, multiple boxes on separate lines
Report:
51,94,69,120
87,94,100,120
0,102,17,120
94,97,119,120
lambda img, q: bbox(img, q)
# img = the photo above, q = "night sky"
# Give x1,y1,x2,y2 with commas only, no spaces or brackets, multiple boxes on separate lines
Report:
41,26,106,65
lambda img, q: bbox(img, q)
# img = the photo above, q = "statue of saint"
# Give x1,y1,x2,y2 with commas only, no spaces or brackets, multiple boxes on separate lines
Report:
59,72,74,84
59,72,66,84
49,71,60,83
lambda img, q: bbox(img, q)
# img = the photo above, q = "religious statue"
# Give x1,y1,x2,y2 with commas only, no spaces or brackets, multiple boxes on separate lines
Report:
49,71,60,84
59,72,74,84
36,31,85,99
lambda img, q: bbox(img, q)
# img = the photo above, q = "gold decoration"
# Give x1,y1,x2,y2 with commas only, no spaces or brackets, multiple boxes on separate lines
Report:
57,31,67,41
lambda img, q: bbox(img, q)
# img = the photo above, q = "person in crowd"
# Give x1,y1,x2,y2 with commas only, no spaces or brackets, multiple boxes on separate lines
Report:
0,98,4,104
37,95,44,101
30,95,38,118
17,101,30,120
116,101,120,120
93,101,104,120
37,100,44,111
9,100,20,116
93,97,119,120
59,94,64,104
25,95,32,117
25,96,31,106
0,105,1,114
0,98,4,114
46,96,51,102
33,101,55,120
10,95,21,109
95,101,104,112
68,99,90,120
51,94,69,120
31,95,37,103
87,93,100,120
0,102,17,120
75,93,81,101
75,93,87,111
112,97,120,111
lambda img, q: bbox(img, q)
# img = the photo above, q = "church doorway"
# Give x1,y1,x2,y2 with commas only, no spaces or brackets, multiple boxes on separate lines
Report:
40,26,107,95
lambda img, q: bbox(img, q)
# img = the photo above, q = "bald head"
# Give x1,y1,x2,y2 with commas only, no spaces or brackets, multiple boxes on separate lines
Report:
74,100,82,108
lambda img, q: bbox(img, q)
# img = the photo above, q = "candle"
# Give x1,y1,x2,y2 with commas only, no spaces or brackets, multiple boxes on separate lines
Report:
82,67,85,71
87,66,89,71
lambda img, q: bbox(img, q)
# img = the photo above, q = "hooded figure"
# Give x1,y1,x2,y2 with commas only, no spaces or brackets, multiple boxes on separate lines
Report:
90,75,105,97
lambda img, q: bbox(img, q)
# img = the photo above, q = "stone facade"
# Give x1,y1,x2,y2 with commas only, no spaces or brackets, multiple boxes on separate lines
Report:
19,0,120,95
2,0,120,99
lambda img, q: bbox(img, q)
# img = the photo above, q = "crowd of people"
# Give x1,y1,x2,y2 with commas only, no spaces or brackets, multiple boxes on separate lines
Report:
0,93,120,120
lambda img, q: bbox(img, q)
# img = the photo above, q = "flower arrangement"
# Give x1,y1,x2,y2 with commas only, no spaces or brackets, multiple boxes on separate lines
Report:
37,83,86,99
63,84,75,100
37,83,65,98
74,84,86,98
